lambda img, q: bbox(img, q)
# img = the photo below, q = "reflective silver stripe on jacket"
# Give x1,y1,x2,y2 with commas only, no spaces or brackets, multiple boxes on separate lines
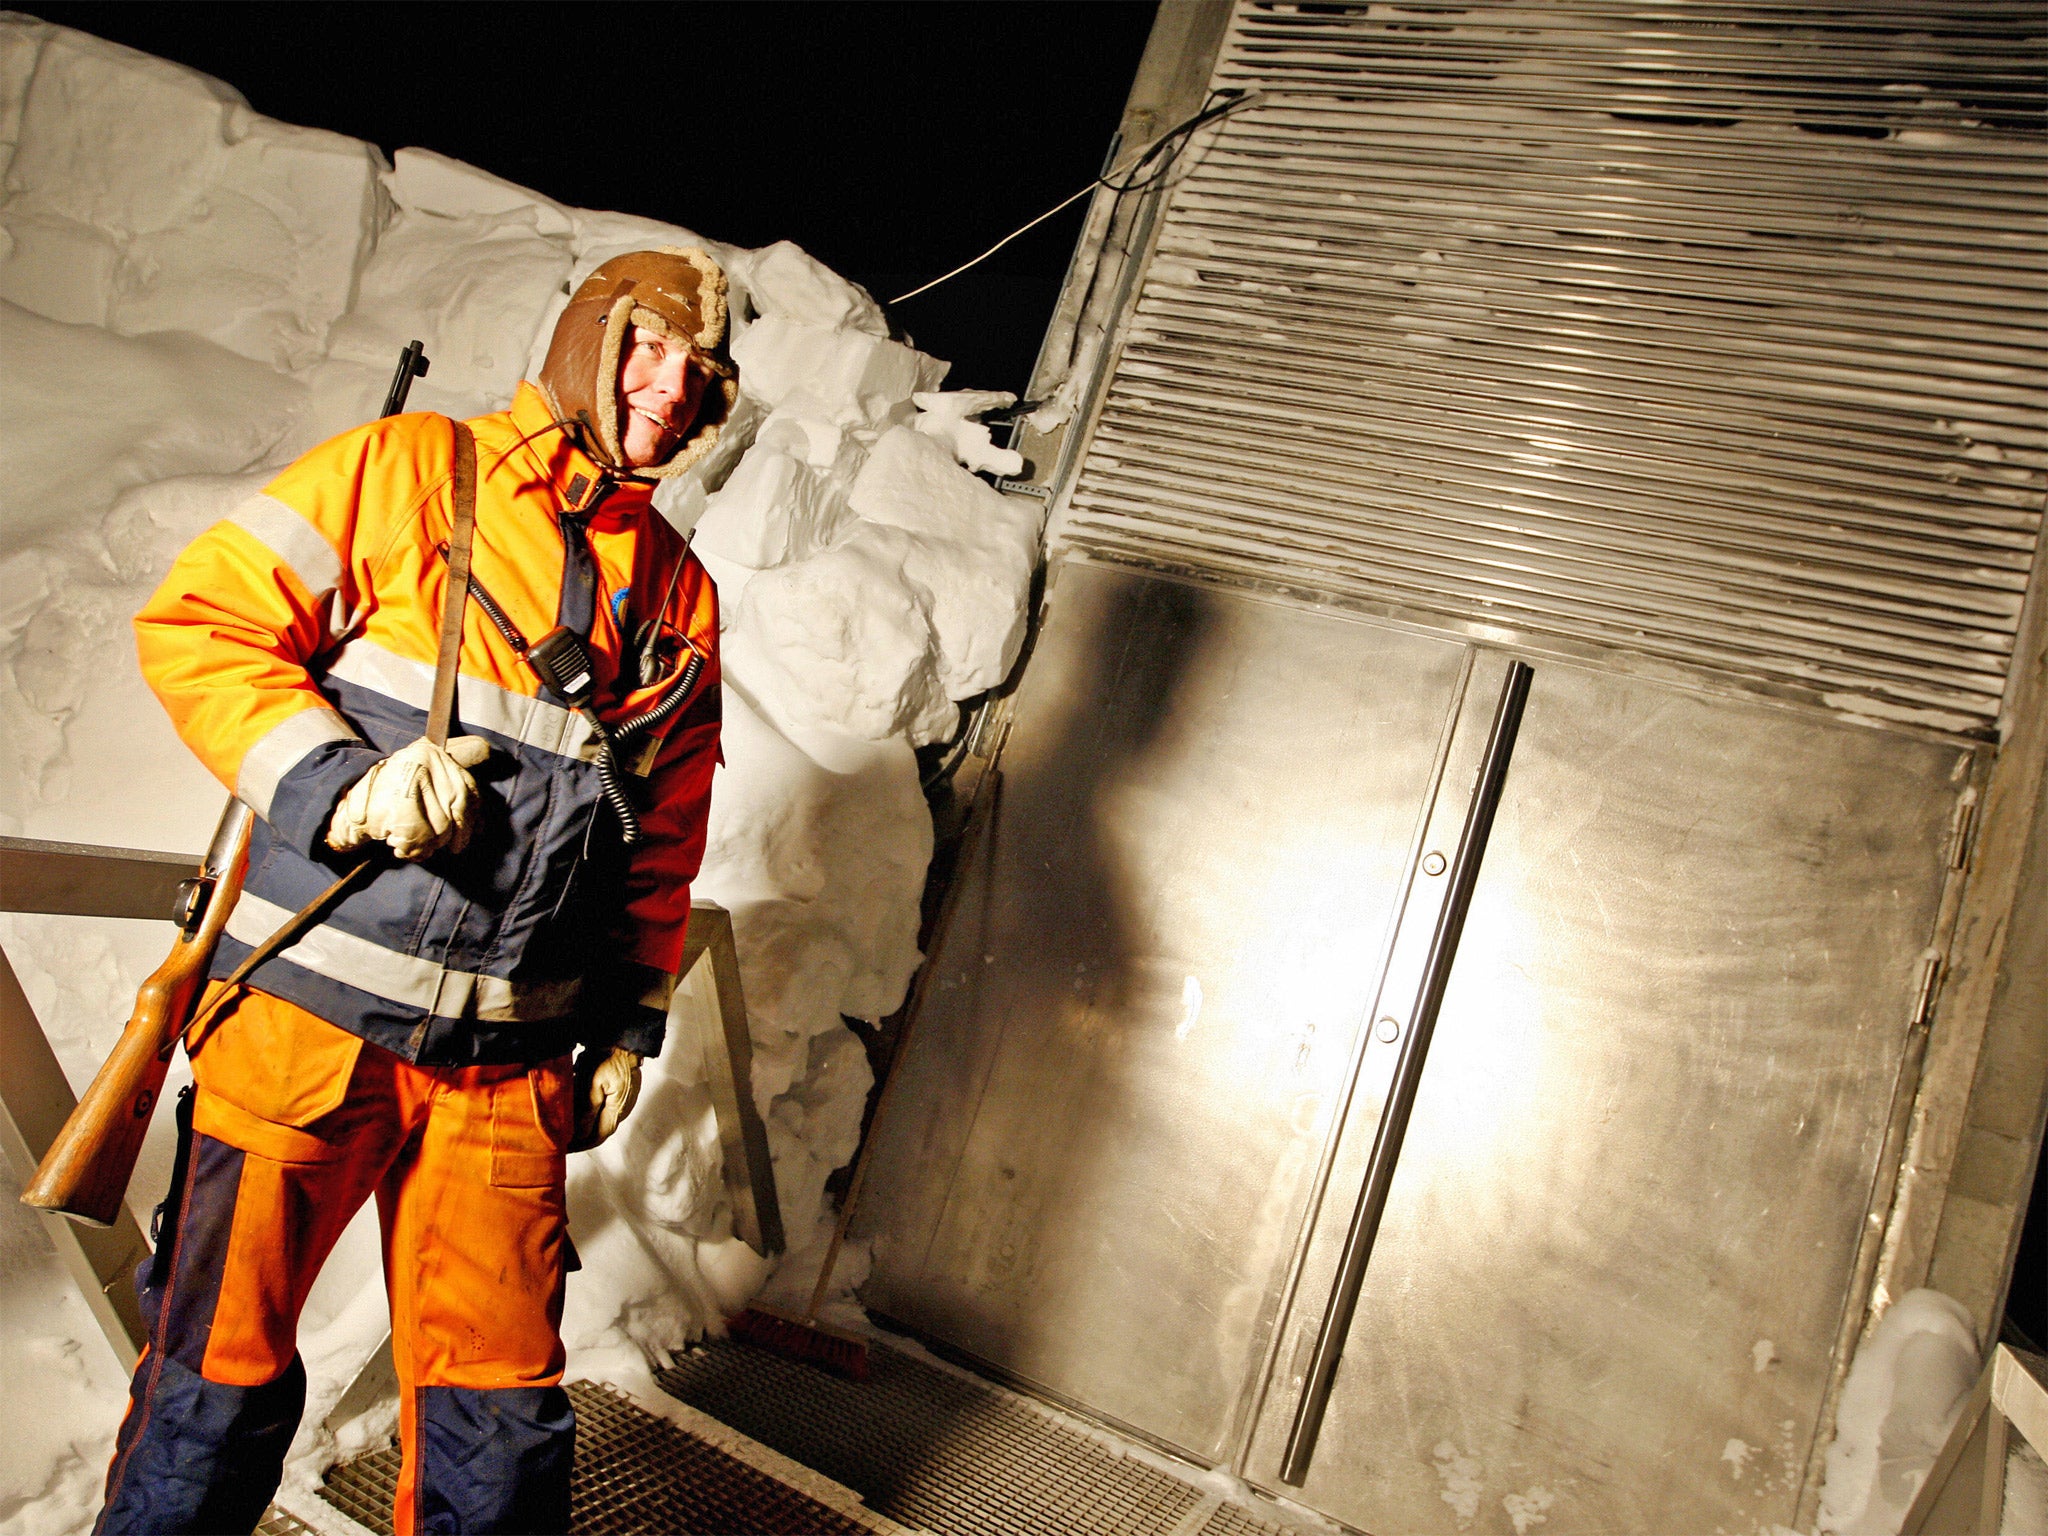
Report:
227,495,345,634
226,891,582,1022
324,639,604,763
235,707,363,820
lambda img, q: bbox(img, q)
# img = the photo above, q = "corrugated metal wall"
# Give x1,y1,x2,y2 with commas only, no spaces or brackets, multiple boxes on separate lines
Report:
1055,1,2047,737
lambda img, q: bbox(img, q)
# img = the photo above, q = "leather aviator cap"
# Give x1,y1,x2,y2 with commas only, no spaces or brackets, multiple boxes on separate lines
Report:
537,247,740,480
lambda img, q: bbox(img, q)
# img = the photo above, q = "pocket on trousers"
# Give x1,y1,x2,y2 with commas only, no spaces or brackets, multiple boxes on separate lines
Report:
490,1059,571,1188
188,990,364,1164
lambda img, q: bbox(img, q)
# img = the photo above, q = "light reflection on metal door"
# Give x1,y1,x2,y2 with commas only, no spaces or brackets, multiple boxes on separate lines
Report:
856,561,1473,1461
857,561,1968,1529
1249,658,1967,1533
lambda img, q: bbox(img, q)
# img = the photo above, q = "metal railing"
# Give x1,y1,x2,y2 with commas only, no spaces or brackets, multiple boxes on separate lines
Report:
0,833,783,1375
1904,1342,2048,1534
0,836,189,1369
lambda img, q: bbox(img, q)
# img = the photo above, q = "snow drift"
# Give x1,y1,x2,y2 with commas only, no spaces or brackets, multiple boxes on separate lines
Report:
0,16,1040,1532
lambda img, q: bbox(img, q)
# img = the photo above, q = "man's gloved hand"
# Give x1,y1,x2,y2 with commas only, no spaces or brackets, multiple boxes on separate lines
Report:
326,735,492,861
569,1046,643,1152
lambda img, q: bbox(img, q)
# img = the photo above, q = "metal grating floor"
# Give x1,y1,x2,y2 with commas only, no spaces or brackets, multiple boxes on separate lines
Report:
297,1378,884,1535
1198,1503,1295,1536
659,1335,1299,1536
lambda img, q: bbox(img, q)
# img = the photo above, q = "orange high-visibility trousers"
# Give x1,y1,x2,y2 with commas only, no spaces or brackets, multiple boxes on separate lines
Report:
95,988,576,1536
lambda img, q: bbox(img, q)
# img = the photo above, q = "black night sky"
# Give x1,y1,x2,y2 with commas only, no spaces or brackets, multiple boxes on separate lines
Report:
25,1,1160,393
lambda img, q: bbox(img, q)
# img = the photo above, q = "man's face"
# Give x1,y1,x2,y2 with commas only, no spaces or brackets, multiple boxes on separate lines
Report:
617,323,713,469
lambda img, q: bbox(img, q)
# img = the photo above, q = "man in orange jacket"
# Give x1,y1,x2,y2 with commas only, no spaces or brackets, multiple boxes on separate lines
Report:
94,248,739,1536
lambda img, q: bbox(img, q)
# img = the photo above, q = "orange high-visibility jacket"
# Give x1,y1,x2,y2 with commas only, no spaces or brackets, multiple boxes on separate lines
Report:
136,382,720,1064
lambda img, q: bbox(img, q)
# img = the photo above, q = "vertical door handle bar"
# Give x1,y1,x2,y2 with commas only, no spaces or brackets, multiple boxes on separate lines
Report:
1279,659,1533,1486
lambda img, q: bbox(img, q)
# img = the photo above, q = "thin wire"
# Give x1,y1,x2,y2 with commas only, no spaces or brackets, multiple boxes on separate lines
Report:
888,91,1260,306
890,183,1097,305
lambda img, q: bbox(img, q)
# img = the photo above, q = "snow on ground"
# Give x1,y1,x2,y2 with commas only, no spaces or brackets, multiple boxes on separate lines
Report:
0,17,1039,1532
2006,1438,2048,1536
1817,1289,1982,1536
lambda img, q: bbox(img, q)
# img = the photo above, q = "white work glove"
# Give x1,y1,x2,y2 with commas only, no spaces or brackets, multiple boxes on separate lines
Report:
569,1046,643,1152
326,735,492,862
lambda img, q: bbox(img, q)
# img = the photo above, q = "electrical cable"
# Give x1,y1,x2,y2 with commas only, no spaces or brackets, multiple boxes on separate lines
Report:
575,647,700,847
888,89,1260,306
463,561,706,847
1096,90,1250,194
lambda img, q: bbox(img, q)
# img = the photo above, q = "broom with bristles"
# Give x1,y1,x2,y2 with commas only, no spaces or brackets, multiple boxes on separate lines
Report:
728,758,1003,1379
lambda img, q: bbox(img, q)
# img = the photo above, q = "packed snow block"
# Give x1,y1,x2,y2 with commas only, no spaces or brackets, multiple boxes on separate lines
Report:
725,522,958,746
696,696,929,1021
848,426,1042,698
743,415,869,532
327,203,571,416
0,301,302,557
728,239,887,336
652,475,709,541
0,547,48,649
730,314,947,430
914,389,1026,478
103,125,381,370
760,1026,872,1247
756,411,851,474
597,1070,726,1236
4,25,242,231
5,434,266,848
735,904,860,1057
389,146,573,237
0,14,50,182
279,357,402,462
102,470,270,587
691,447,851,571
1,476,256,845
1,23,382,370
0,207,117,324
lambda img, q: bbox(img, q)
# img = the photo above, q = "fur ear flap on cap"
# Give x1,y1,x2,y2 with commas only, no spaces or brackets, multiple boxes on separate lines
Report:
591,289,639,470
655,246,732,363
536,246,739,478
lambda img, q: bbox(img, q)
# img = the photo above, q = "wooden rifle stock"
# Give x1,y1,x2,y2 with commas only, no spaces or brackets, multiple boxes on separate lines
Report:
20,785,253,1227
20,343,429,1229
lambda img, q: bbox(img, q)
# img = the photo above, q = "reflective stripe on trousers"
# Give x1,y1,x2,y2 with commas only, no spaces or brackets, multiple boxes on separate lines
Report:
94,988,576,1536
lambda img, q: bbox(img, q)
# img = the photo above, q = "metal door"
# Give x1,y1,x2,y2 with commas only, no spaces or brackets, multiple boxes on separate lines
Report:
858,557,1969,1530
1247,654,1967,1532
857,560,1475,1462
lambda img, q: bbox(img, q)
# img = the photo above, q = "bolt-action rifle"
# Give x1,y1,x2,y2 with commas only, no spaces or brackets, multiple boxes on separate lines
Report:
20,342,432,1226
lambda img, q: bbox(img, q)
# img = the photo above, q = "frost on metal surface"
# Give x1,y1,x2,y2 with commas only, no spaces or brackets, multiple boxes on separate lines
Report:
1058,0,2048,737
0,17,1040,1533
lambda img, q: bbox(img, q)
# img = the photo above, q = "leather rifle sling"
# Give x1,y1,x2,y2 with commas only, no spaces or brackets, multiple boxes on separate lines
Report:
427,423,478,748
180,421,480,1050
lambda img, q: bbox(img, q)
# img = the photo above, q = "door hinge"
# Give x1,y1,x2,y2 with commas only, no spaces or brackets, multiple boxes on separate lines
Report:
1947,790,1979,871
1910,952,1944,1030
